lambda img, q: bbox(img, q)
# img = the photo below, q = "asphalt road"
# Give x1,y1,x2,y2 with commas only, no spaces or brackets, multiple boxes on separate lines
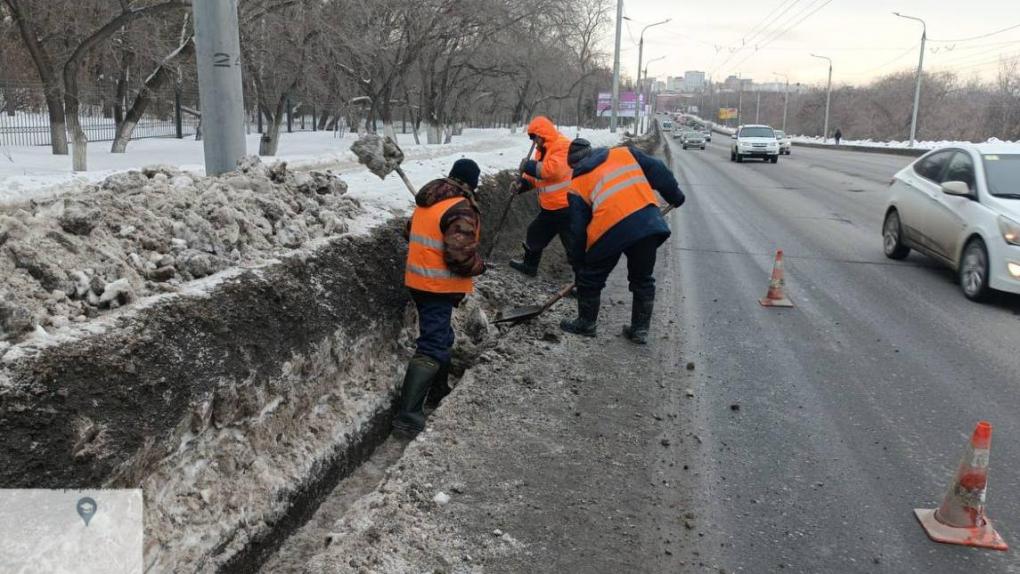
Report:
662,135,1020,572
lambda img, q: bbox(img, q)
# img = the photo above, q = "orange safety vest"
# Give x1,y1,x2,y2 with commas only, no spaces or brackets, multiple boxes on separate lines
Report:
523,135,572,211
404,196,476,294
569,147,658,250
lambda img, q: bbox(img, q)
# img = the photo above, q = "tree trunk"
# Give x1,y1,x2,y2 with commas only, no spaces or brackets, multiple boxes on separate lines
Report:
426,122,442,144
111,39,192,153
259,95,287,156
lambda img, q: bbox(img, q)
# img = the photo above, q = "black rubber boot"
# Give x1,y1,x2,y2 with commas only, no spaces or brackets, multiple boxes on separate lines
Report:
425,360,451,408
509,243,540,277
392,354,441,437
622,295,655,345
560,294,600,337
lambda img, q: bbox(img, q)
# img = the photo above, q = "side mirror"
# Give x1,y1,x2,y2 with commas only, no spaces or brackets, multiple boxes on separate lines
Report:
941,181,972,197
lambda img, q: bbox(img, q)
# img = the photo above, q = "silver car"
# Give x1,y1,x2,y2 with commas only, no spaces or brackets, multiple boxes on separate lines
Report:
681,130,706,150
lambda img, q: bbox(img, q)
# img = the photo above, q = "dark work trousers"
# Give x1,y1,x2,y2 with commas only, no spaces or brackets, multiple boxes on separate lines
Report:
526,207,573,263
576,235,661,300
410,291,457,364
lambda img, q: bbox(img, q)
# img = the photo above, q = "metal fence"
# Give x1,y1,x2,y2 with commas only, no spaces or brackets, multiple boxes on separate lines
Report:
0,81,199,147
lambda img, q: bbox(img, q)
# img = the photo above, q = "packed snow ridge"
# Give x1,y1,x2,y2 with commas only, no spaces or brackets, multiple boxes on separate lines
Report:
0,157,360,344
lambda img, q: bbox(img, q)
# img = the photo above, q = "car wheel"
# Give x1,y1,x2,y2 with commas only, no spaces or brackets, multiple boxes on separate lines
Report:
730,150,735,162
770,156,778,164
735,153,743,163
882,210,911,260
960,238,991,302
682,145,687,150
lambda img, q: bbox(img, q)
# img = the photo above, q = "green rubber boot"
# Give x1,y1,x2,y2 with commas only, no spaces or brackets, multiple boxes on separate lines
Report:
560,294,600,337
622,295,655,345
392,354,441,437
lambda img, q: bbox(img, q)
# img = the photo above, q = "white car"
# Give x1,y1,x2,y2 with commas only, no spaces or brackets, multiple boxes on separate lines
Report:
883,143,1020,300
730,124,780,163
661,120,673,133
775,130,792,155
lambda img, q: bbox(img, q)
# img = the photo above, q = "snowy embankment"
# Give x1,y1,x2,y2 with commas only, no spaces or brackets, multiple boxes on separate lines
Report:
792,135,1018,150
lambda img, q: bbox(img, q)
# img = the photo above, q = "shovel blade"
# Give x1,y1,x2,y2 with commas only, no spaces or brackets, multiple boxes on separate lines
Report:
494,305,545,324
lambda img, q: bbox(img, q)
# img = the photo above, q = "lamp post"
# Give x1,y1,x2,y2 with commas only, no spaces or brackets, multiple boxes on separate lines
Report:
894,12,927,148
193,0,247,175
642,56,666,133
610,0,624,133
773,72,789,132
631,17,671,133
810,54,832,142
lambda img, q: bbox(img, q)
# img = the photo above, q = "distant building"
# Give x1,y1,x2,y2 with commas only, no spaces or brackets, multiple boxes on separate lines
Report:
724,75,741,90
684,71,706,90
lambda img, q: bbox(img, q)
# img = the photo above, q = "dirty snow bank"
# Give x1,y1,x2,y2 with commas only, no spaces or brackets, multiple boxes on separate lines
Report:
792,135,1018,149
0,158,358,343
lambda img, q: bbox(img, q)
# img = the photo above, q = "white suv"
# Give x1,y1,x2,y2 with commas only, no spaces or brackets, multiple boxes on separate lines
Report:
730,125,780,163
883,143,1020,300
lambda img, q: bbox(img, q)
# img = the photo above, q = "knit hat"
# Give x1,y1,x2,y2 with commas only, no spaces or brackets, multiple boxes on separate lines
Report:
567,138,592,167
449,158,481,191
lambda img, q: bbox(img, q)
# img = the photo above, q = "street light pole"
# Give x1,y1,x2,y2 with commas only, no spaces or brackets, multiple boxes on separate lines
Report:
894,12,927,148
642,56,666,133
610,0,624,133
811,54,832,143
193,0,247,176
774,72,789,132
634,18,671,134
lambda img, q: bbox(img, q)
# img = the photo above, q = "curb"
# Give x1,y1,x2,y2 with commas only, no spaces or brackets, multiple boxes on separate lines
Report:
791,141,927,157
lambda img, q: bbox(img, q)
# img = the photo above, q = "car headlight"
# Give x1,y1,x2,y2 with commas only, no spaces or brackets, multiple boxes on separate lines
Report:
1000,216,1020,246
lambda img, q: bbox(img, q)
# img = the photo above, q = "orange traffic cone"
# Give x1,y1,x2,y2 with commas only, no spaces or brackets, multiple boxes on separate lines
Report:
914,421,1008,551
759,250,793,308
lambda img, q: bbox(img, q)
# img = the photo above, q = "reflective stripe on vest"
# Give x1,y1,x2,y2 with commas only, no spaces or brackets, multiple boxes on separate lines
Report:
404,196,475,293
569,147,658,250
527,148,570,211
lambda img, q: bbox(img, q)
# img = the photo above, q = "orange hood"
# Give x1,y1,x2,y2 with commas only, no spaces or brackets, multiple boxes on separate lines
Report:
527,116,560,142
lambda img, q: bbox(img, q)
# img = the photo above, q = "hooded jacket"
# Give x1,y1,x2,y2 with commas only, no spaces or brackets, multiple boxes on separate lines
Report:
567,146,685,264
521,116,573,211
404,178,485,298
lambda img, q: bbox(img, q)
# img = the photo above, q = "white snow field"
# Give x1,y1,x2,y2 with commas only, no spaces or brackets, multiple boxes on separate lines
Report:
1,127,619,231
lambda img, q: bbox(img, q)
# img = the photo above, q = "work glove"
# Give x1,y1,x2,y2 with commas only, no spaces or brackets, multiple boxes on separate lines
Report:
518,157,530,174
513,178,533,195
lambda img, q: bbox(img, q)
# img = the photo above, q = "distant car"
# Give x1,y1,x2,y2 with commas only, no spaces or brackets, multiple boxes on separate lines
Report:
730,124,779,163
883,144,1020,300
681,130,706,150
701,129,712,142
775,130,792,155
661,120,673,132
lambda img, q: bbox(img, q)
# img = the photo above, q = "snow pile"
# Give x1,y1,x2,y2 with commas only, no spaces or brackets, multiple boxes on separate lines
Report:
0,157,359,343
792,135,1019,149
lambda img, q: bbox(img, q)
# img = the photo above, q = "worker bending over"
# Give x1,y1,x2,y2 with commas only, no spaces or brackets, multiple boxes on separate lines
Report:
509,116,574,277
560,139,685,344
393,159,485,436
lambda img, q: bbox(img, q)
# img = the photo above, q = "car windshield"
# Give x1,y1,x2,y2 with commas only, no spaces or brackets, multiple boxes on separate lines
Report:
739,127,775,138
983,154,1020,198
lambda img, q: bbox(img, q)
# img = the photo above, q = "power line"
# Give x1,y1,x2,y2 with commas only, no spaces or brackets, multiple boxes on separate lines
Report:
722,0,835,76
710,0,806,76
929,22,1020,43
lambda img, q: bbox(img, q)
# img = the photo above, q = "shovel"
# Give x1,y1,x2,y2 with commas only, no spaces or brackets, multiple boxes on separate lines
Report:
350,133,417,197
484,141,537,259
493,205,676,325
494,282,575,325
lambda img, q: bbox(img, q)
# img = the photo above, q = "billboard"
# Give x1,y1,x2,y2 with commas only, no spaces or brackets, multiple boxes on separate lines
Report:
597,92,646,118
718,107,738,120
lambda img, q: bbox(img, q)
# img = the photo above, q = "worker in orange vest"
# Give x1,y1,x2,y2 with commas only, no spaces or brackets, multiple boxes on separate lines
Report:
560,139,685,344
509,116,575,276
393,159,485,436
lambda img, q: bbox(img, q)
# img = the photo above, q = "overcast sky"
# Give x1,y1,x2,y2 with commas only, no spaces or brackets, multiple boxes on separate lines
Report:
610,0,1020,86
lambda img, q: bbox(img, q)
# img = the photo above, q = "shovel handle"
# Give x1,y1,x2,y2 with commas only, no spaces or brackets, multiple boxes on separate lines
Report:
541,282,576,312
484,141,538,259
394,166,417,198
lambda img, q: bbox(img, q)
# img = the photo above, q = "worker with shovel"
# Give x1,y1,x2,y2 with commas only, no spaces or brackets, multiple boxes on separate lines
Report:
508,116,575,277
393,159,485,437
560,139,685,344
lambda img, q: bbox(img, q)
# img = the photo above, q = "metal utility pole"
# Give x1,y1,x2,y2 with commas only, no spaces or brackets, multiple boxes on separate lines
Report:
811,54,832,142
774,72,789,131
633,17,671,134
755,91,761,123
894,12,927,148
193,0,246,176
610,0,624,133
